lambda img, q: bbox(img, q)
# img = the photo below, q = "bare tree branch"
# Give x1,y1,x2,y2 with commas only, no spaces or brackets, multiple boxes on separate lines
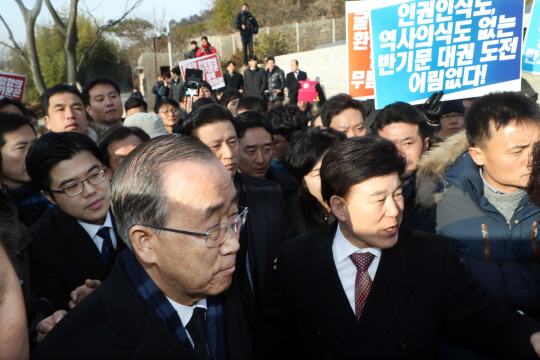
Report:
44,0,67,37
0,14,28,62
77,0,143,72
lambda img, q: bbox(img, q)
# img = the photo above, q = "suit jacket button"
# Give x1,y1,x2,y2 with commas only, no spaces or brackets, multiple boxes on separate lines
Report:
398,340,407,349
315,331,322,338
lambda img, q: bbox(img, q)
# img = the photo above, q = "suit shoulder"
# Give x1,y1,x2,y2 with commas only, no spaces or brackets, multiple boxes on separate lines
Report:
399,228,453,253
281,227,332,256
28,208,58,240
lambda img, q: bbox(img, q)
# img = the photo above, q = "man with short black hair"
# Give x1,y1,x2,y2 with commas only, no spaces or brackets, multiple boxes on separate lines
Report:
98,126,150,179
285,60,307,106
265,57,285,110
321,93,367,138
237,95,267,114
235,111,297,199
82,77,123,128
234,3,258,66
256,135,540,360
224,61,244,92
162,66,185,105
26,132,126,311
0,113,50,227
181,104,295,323
375,102,434,233
416,91,540,359
124,97,148,118
244,55,267,99
188,40,199,59
221,89,243,116
42,84,99,141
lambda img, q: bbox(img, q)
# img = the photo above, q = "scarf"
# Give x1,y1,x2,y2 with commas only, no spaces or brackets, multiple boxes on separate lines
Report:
121,249,226,360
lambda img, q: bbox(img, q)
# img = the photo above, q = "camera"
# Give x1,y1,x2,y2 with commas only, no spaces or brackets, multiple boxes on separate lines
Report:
185,68,204,96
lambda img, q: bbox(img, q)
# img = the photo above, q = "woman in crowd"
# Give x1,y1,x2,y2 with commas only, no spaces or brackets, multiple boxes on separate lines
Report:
156,98,182,134
285,127,346,234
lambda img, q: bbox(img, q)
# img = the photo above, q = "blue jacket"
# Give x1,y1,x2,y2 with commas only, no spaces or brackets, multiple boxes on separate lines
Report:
416,131,540,317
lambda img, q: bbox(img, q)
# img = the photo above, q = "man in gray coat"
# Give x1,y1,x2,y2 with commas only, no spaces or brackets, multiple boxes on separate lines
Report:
244,55,267,100
264,57,285,110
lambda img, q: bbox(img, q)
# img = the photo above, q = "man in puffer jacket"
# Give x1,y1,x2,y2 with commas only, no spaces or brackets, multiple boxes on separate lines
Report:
416,91,540,359
264,57,285,109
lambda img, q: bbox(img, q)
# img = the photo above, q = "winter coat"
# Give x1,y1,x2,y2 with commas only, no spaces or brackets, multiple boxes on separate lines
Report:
224,72,244,91
416,131,540,317
265,66,285,102
162,79,185,104
401,174,436,233
234,11,259,37
243,67,267,98
196,43,217,57
188,48,198,59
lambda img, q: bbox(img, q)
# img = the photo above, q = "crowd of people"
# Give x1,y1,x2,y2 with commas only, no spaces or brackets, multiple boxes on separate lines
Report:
2,3,540,359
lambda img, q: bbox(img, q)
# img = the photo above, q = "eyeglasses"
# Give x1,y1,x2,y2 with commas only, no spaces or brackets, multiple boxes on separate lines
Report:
141,205,248,248
49,168,107,197
442,114,464,119
159,108,179,115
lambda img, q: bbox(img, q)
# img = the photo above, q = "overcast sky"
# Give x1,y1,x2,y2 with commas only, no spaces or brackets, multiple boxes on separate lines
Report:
0,0,208,45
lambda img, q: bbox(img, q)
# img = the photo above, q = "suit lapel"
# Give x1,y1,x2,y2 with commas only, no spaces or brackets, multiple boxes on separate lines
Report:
304,225,358,348
52,208,108,279
346,230,418,359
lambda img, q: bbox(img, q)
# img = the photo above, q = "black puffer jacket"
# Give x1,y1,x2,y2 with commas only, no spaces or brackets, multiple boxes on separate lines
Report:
266,66,285,102
234,11,259,37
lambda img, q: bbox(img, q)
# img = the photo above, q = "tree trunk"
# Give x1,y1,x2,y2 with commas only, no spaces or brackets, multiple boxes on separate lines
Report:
64,0,79,85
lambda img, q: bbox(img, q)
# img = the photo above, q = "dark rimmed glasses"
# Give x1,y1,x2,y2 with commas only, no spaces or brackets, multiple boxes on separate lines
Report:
141,205,248,248
49,168,107,197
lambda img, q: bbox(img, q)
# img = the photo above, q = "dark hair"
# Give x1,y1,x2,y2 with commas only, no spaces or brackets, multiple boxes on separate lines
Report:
200,80,212,92
227,61,236,67
234,111,273,139
320,136,406,204
0,113,36,171
374,101,429,140
215,88,225,97
320,94,366,127
163,72,171,79
0,192,19,265
466,92,540,148
201,36,208,41
0,98,28,116
248,55,258,62
82,77,121,106
242,3,249,7
98,126,150,168
192,97,219,112
221,89,243,107
171,66,181,76
124,97,148,113
264,105,308,141
191,40,197,45
156,98,180,111
41,84,84,116
181,104,235,137
237,96,267,114
26,132,106,191
266,56,275,63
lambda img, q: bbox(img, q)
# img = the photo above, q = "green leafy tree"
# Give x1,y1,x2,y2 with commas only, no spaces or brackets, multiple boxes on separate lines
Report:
254,31,293,59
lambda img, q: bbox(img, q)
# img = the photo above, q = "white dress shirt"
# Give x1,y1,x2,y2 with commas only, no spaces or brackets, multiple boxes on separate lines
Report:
77,211,117,252
166,298,208,347
332,224,381,313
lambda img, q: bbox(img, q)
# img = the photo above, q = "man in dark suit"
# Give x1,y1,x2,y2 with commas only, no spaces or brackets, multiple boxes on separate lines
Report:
32,134,254,359
26,132,126,312
255,136,540,360
181,104,295,322
285,60,307,106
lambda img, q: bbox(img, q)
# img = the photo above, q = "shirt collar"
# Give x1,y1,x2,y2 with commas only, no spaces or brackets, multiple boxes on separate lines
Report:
479,168,509,195
166,297,208,327
334,223,382,264
77,211,113,239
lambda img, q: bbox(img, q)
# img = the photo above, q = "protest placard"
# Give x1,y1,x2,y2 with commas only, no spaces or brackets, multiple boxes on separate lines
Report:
178,54,225,90
370,0,524,109
523,0,540,75
346,1,375,100
0,72,27,102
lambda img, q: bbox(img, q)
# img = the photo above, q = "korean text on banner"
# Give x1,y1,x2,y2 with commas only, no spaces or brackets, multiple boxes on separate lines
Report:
370,0,524,109
0,72,27,102
523,0,540,75
346,1,375,100
178,54,225,90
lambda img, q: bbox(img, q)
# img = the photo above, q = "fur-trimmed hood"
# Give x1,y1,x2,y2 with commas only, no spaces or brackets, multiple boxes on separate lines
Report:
415,131,469,209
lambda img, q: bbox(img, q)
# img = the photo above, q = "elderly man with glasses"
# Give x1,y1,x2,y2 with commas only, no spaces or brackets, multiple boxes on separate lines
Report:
25,132,127,313
31,134,256,360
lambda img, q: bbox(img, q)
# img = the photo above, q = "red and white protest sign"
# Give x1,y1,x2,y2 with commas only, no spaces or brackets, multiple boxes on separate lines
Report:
0,72,27,102
178,54,225,90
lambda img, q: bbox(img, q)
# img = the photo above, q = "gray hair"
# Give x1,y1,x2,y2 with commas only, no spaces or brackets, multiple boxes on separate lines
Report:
110,134,217,249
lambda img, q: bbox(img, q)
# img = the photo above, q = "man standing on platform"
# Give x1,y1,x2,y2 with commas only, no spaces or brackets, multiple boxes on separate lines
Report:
234,4,259,67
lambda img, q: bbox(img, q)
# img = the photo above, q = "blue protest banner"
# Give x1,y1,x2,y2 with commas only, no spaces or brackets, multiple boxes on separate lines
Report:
370,0,524,109
523,0,540,75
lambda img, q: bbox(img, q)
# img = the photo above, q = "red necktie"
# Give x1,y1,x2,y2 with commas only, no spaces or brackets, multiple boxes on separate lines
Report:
349,252,375,320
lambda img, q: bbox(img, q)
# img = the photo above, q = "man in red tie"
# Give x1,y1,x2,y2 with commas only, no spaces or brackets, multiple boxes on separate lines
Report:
254,136,540,360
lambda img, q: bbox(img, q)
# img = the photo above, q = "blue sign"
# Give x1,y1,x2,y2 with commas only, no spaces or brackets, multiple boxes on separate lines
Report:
523,0,540,75
370,0,524,109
